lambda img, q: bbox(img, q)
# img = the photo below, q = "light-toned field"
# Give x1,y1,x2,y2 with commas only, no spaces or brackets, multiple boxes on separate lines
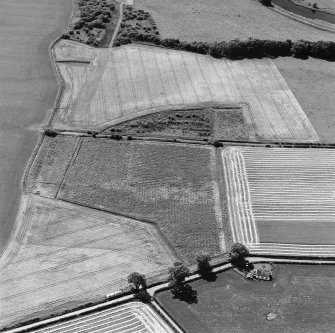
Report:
32,302,174,333
0,0,71,253
222,146,335,257
134,0,335,41
0,195,176,328
57,139,225,261
54,39,95,62
52,42,318,142
26,136,79,198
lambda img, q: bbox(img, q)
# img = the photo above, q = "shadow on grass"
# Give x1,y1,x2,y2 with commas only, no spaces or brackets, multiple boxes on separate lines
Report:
200,270,217,282
171,284,198,304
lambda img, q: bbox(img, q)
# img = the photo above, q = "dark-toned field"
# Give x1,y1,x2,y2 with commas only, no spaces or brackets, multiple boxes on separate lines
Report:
275,57,335,143
157,264,335,333
0,0,71,253
58,139,226,262
135,0,335,42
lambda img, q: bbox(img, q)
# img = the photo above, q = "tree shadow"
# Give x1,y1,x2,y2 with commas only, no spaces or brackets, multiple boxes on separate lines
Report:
200,270,217,282
172,284,198,304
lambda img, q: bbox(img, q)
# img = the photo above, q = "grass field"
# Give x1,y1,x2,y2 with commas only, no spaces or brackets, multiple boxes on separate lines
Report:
0,0,71,254
57,139,226,262
275,57,335,143
157,264,335,333
26,136,79,198
32,302,174,333
222,146,335,257
134,0,335,42
52,43,318,142
0,195,176,328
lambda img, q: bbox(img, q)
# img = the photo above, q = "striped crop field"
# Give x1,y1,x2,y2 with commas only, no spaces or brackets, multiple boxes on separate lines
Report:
0,195,176,328
52,42,318,142
32,302,174,333
58,138,226,262
222,146,335,258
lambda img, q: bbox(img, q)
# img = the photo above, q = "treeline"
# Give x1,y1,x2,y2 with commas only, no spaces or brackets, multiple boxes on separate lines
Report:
115,34,335,60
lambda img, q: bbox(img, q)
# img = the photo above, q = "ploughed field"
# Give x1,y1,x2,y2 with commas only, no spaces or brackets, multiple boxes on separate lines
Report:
156,264,335,333
222,146,335,257
32,302,174,333
52,42,318,143
27,136,229,262
0,195,176,328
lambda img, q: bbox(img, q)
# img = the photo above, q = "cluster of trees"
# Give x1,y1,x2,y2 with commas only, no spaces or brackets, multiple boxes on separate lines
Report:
115,33,335,61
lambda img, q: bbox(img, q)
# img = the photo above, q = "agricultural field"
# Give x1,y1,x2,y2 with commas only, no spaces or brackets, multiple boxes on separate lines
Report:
275,57,335,143
31,302,174,333
134,0,335,42
102,106,251,141
57,138,226,262
0,0,71,254
0,195,176,328
157,264,335,333
26,136,79,198
222,146,335,257
52,43,318,143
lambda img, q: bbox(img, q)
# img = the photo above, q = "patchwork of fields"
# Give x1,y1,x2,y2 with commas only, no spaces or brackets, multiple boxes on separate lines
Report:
32,302,174,333
222,146,335,257
52,42,318,142
0,195,176,327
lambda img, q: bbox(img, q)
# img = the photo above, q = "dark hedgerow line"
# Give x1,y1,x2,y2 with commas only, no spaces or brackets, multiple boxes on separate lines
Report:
115,34,335,61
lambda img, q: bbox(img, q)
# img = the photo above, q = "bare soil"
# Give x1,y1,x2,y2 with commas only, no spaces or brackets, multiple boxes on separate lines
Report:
274,57,335,143
134,0,335,42
0,0,72,254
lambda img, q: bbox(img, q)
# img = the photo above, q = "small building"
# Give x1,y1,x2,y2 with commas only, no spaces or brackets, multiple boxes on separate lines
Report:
246,263,273,281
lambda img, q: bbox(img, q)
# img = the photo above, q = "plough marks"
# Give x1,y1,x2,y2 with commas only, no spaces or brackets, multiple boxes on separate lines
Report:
222,147,335,257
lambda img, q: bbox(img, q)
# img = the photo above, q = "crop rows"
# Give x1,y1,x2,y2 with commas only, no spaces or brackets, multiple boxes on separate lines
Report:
53,44,318,142
33,302,174,333
222,147,335,257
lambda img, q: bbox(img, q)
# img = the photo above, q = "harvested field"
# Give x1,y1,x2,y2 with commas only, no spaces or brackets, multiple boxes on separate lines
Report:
0,195,176,328
26,136,79,198
134,0,335,42
57,139,225,261
222,146,335,257
157,264,335,333
31,302,174,333
52,43,318,142
275,57,335,143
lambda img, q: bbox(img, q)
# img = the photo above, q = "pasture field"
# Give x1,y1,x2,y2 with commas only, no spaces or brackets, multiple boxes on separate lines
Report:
26,136,79,198
134,0,335,42
157,264,335,333
222,146,335,257
0,0,71,253
32,302,174,333
275,57,335,143
58,139,226,261
0,195,176,328
52,43,318,142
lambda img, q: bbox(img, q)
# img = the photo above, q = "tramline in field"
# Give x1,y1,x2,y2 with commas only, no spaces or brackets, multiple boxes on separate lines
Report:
222,146,335,257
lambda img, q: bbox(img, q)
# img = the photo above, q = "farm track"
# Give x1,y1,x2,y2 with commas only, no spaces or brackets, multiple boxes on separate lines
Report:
222,146,335,257
51,42,318,142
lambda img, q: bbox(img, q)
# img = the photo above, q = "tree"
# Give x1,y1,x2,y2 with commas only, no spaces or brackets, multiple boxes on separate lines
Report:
168,262,190,288
127,272,147,291
196,253,211,274
229,242,249,264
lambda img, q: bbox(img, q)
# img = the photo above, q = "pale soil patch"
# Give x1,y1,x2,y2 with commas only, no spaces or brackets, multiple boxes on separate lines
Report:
32,302,175,333
0,0,71,253
26,136,79,198
52,43,318,142
0,195,176,328
274,57,335,143
222,146,335,257
57,138,226,261
134,0,335,41
54,39,95,62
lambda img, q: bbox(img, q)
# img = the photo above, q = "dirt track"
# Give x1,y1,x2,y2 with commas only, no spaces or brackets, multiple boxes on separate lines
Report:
0,0,71,253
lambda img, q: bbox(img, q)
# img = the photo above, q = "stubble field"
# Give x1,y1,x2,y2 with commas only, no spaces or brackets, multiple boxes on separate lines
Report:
0,195,176,328
222,146,335,257
134,0,335,42
52,43,318,142
56,138,226,262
